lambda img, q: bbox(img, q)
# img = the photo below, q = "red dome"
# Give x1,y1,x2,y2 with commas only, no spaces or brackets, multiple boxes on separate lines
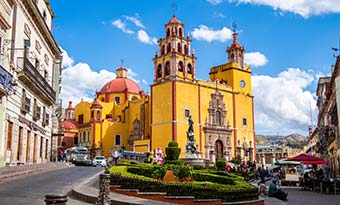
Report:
99,78,140,94
59,120,79,130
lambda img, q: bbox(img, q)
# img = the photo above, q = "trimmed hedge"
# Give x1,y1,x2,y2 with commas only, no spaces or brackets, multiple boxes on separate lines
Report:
165,141,181,160
192,172,235,185
110,171,258,202
216,159,226,171
110,166,258,201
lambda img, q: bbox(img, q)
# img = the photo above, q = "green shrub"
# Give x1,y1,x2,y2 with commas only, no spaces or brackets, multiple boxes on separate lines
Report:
230,155,242,165
164,160,184,166
216,159,226,171
192,172,234,185
168,141,179,147
110,169,258,202
173,165,192,179
165,141,181,160
192,165,204,170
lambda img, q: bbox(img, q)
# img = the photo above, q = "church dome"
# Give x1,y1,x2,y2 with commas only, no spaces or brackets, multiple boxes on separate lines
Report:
59,120,79,130
99,66,140,95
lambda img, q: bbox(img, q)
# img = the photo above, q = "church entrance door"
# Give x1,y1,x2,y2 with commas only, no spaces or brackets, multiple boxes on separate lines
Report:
215,140,223,160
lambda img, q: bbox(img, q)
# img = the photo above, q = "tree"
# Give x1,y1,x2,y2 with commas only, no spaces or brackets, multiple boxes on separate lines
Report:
230,155,242,165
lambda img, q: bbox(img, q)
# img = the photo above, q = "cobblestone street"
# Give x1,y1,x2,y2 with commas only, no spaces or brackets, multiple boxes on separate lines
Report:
0,166,102,205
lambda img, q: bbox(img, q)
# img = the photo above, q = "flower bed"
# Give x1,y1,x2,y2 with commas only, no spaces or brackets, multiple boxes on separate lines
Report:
109,166,258,202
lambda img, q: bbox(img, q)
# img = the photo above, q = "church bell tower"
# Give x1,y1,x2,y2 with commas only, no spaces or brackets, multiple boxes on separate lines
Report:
153,16,197,82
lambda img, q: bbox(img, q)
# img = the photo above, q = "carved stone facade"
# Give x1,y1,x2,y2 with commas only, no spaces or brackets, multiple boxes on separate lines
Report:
203,91,232,163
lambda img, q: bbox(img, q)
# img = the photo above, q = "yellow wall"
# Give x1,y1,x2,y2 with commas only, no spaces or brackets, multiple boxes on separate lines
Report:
151,82,173,151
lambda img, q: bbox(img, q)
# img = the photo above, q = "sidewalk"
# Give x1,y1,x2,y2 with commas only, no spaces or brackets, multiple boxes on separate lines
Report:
0,162,73,180
72,171,180,205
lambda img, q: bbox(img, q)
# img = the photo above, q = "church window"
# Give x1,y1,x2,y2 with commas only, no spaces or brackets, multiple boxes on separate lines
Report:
184,45,188,55
177,43,182,53
216,111,221,126
231,53,235,61
79,133,82,143
106,114,113,119
87,131,90,142
101,97,105,102
165,61,170,76
114,96,120,104
187,63,192,74
78,114,84,124
96,111,101,120
166,28,170,37
161,45,165,55
115,134,121,146
131,96,138,101
83,131,86,143
242,117,247,126
167,43,171,53
179,28,182,37
91,111,94,120
184,109,190,119
157,64,162,78
178,61,183,72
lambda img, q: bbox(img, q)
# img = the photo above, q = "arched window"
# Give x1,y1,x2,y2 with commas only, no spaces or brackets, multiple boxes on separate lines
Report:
216,111,221,126
166,28,170,37
179,28,183,37
165,61,170,76
178,61,183,72
184,45,188,55
187,63,192,74
161,45,165,55
101,97,105,102
177,43,181,53
157,64,162,78
167,43,171,53
96,111,100,120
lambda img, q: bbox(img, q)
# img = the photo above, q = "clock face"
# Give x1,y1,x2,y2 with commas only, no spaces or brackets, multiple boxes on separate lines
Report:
240,80,246,88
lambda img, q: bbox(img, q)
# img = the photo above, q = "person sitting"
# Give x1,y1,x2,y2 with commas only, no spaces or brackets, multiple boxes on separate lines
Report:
268,180,288,201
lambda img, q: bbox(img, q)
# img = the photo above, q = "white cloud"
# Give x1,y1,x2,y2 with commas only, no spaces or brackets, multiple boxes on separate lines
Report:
137,30,157,45
253,68,317,135
207,0,224,4
60,49,141,108
231,0,340,18
124,14,145,28
142,79,148,85
60,47,74,68
244,52,268,67
112,19,134,34
191,25,232,42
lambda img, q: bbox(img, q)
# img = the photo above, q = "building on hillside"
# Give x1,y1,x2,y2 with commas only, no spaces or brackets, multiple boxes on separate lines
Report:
314,57,340,177
0,0,62,167
62,16,255,163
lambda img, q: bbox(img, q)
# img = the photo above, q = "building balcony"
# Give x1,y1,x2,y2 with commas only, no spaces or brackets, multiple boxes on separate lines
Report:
17,57,56,106
0,65,16,96
323,126,336,145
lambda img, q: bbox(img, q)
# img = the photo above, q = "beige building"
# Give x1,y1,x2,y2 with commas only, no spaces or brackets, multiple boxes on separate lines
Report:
0,0,62,167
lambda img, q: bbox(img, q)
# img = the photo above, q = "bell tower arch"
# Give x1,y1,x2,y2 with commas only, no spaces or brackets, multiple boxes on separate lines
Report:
152,16,197,83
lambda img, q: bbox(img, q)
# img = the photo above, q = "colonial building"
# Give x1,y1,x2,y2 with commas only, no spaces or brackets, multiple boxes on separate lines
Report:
313,57,340,177
0,0,62,166
63,16,255,163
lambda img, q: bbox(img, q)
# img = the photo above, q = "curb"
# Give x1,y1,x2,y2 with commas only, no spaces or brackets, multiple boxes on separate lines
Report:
0,163,74,180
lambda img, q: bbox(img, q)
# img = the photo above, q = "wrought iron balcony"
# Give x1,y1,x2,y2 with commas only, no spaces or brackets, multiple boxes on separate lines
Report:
17,57,56,106
0,65,16,95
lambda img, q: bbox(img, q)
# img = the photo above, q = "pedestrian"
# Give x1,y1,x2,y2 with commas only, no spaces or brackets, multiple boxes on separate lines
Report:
268,180,288,201
113,150,119,165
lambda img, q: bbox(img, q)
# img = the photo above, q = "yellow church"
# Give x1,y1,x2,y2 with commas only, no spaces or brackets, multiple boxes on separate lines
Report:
60,16,255,163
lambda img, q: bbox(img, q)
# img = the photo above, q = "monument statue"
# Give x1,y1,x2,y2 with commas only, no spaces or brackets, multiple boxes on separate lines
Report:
186,116,197,157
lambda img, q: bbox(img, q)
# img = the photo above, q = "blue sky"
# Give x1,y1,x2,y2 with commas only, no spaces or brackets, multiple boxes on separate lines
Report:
50,0,340,136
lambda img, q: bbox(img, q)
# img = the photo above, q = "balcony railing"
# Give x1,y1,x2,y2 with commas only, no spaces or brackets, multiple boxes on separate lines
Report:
17,57,56,106
0,65,16,95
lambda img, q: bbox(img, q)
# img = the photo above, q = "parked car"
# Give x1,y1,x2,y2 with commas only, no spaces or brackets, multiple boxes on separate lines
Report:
92,156,107,167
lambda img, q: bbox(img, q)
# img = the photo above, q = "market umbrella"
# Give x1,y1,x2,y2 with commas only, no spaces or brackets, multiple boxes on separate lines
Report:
286,153,327,165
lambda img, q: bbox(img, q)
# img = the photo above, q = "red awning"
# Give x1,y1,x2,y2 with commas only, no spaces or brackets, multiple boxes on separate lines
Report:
286,153,328,165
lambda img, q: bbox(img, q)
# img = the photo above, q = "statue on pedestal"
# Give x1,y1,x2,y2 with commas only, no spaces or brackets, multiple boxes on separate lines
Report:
186,116,197,157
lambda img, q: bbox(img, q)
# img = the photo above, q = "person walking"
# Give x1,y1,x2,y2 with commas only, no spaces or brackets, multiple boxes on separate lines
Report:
113,150,119,165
